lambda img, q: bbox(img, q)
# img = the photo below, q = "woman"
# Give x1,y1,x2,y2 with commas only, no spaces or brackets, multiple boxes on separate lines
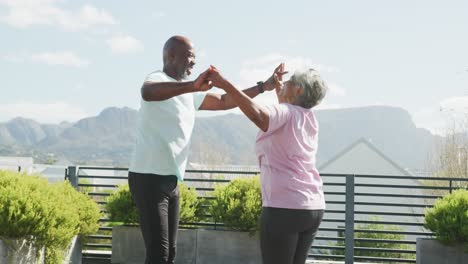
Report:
208,63,327,264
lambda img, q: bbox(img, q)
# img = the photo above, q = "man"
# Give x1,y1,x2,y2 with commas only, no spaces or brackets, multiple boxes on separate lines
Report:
128,35,278,264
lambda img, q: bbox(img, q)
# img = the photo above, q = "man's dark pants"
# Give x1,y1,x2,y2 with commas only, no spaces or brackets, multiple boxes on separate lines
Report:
128,171,180,264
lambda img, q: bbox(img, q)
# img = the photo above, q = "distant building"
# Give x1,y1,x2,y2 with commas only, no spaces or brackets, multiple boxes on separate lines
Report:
0,156,34,173
315,138,425,250
318,138,412,176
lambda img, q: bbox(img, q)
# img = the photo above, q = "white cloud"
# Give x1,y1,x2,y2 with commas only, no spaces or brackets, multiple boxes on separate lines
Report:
0,0,117,31
151,11,166,18
327,82,346,97
3,53,27,63
31,51,90,67
439,97,468,112
107,35,144,54
0,102,88,123
413,96,468,135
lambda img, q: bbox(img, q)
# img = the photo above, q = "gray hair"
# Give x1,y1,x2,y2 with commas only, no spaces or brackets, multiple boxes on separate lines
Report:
290,69,328,109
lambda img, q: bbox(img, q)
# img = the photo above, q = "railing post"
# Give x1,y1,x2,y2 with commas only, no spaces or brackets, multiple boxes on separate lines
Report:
67,166,79,189
449,180,452,194
345,174,355,264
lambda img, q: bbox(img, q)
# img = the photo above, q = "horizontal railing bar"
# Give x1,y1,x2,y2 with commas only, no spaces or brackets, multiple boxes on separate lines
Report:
355,210,425,217
79,183,119,188
355,201,428,208
87,192,111,197
85,235,112,240
322,218,345,223
353,256,416,263
355,192,441,199
355,183,456,190
324,192,346,195
354,238,416,244
323,183,346,186
78,166,128,171
354,220,425,226
354,229,432,236
314,236,344,241
184,178,231,183
194,187,215,191
83,243,112,248
325,201,346,204
354,247,415,253
324,209,345,214
79,175,128,180
308,254,344,260
313,245,344,250
351,173,468,181
186,169,259,174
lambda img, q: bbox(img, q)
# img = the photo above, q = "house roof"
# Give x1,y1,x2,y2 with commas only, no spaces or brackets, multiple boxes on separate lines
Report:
318,138,412,176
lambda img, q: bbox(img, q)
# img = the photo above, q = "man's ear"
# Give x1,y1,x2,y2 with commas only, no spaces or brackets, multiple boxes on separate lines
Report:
167,51,176,63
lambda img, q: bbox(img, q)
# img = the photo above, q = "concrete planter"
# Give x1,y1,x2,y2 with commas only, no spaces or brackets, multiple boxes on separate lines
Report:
416,238,468,264
112,226,261,264
196,229,261,264
0,238,44,264
63,236,82,264
0,236,81,264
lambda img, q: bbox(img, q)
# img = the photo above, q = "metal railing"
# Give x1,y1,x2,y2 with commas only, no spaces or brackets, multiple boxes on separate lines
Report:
65,166,468,263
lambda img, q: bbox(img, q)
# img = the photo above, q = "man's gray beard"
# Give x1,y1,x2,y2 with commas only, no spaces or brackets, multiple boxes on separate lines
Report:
180,73,189,80
176,68,189,81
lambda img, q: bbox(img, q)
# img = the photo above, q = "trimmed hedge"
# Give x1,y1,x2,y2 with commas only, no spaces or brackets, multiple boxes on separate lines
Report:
210,176,262,234
0,170,101,263
106,182,199,224
424,189,468,247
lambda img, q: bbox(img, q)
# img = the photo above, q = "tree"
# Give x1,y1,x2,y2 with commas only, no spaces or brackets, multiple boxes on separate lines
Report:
426,114,468,192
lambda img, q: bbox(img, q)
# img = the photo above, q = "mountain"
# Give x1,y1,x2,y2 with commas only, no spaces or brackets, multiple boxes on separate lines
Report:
0,105,438,170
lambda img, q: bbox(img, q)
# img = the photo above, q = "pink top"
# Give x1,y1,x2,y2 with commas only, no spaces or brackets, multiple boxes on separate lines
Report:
255,103,325,210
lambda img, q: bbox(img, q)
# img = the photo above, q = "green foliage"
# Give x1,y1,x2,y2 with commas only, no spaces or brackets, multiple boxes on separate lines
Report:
332,218,415,260
179,184,199,223
78,178,93,194
106,184,139,224
105,182,199,224
424,189,468,247
210,176,262,234
0,170,101,263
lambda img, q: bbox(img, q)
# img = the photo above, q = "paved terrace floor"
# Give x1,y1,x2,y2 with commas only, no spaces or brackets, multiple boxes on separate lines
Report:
83,250,375,264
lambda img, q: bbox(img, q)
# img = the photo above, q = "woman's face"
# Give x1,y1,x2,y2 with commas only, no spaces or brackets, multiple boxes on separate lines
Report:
278,79,302,103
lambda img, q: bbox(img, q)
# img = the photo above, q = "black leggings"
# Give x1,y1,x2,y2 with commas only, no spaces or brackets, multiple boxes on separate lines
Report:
260,207,324,264
128,171,180,264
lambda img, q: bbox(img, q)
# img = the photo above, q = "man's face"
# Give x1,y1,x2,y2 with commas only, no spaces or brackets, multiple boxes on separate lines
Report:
173,47,196,80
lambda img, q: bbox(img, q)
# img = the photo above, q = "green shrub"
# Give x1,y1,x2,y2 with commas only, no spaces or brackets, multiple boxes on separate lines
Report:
210,176,262,234
179,183,199,223
106,182,199,225
0,169,101,263
106,184,138,224
331,218,415,260
424,189,468,247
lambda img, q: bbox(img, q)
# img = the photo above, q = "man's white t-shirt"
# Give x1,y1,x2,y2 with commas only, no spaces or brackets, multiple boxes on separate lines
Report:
129,71,206,181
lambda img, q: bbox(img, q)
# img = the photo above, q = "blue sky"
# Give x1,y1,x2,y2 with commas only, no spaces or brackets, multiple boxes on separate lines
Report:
0,0,467,134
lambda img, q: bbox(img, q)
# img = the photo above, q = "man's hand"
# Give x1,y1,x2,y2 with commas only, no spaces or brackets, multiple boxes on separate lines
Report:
207,65,231,90
264,63,288,91
193,68,214,92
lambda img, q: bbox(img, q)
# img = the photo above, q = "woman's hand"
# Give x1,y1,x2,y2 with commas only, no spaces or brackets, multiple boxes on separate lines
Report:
207,65,232,91
193,68,214,92
264,63,288,91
